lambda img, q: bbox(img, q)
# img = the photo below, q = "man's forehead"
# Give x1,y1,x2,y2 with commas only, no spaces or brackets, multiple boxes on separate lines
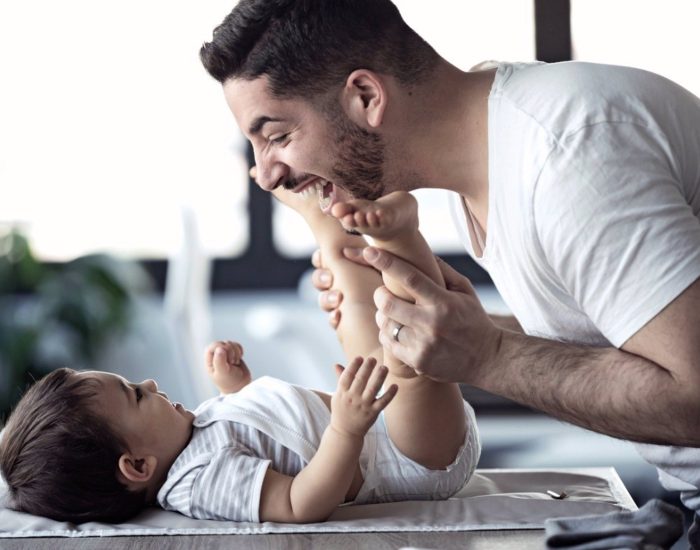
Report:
223,77,306,133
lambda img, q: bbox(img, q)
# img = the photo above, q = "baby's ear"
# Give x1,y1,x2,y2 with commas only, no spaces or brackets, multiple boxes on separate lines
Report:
117,453,158,485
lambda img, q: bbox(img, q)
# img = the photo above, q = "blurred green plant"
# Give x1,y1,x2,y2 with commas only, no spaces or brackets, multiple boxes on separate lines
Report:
0,228,152,422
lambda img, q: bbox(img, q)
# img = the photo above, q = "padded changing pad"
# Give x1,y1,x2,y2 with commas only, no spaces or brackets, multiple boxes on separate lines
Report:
0,468,636,538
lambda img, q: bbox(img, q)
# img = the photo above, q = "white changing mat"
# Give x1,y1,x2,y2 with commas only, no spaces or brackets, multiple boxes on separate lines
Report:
0,468,636,538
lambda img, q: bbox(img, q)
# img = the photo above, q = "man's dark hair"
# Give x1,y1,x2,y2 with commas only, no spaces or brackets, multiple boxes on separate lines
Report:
0,368,147,523
200,0,438,98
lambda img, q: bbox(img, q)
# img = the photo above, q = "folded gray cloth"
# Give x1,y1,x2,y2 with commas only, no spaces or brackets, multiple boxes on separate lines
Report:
545,499,683,549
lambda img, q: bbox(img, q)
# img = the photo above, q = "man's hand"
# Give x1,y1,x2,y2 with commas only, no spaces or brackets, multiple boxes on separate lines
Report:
311,248,371,329
330,356,397,438
363,247,503,384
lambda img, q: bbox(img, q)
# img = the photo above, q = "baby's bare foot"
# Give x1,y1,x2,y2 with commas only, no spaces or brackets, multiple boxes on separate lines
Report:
272,185,324,221
330,191,419,241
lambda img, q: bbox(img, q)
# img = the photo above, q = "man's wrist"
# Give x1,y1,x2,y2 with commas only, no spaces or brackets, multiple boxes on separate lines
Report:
472,326,506,387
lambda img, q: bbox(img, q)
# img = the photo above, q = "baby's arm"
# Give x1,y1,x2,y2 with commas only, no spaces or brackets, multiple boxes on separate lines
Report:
257,357,397,523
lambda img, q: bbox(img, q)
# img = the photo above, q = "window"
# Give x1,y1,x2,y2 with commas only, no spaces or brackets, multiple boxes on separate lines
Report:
0,1,248,261
571,0,700,96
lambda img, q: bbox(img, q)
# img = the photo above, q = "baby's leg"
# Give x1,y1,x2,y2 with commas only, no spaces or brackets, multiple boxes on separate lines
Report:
332,192,468,470
271,187,384,362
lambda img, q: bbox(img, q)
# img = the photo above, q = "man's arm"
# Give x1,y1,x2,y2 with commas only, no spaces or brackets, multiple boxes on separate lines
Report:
489,314,522,333
364,246,700,446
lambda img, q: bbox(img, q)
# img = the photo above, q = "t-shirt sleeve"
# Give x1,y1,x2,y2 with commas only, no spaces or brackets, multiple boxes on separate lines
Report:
188,447,271,522
533,121,700,347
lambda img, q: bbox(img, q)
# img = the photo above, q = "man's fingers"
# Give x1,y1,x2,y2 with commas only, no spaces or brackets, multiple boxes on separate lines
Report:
363,247,445,303
318,289,342,313
435,255,475,294
342,246,372,267
373,286,423,328
311,267,334,291
328,309,341,330
311,249,323,269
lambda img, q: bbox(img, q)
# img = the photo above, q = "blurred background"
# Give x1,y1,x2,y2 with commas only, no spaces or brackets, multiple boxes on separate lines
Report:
2,0,700,544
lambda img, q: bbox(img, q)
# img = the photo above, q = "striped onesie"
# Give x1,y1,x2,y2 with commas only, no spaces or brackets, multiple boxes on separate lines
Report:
157,377,480,522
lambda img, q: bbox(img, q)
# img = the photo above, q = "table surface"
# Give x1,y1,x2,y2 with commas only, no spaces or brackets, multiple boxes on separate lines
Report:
0,529,545,549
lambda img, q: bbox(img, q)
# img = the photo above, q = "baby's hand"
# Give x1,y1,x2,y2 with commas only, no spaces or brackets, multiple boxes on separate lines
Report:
330,357,397,438
204,340,251,394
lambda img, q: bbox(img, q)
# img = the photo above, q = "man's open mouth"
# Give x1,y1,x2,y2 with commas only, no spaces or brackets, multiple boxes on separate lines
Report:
298,179,335,213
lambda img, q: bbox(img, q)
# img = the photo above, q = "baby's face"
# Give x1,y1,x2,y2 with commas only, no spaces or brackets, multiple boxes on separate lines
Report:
77,371,194,470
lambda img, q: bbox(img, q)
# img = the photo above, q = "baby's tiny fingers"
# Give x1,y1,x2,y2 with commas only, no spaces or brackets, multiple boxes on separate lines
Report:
213,347,230,370
204,342,220,368
227,341,243,364
338,357,362,390
372,384,398,411
363,364,389,401
350,357,377,393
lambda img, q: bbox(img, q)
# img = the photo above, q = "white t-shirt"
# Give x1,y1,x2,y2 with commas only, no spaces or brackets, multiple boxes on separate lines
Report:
450,61,700,496
450,61,700,348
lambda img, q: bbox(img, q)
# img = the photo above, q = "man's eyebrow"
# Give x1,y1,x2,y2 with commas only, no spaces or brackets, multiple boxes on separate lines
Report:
248,116,284,136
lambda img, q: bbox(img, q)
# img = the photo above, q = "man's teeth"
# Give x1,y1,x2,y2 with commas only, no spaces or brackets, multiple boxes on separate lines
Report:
297,180,331,209
317,181,332,210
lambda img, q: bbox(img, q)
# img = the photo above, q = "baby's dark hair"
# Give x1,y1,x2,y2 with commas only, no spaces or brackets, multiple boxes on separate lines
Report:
0,368,147,523
200,0,439,100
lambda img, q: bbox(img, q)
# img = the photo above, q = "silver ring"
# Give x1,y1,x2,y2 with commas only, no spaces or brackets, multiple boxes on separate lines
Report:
391,323,404,342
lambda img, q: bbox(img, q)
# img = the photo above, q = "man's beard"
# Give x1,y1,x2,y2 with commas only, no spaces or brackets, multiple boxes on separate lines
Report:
329,111,386,200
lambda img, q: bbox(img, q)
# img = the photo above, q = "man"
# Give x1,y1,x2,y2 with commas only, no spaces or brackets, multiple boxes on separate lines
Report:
200,0,700,532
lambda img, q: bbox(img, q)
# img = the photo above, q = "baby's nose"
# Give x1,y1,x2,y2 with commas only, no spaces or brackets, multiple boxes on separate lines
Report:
145,379,158,392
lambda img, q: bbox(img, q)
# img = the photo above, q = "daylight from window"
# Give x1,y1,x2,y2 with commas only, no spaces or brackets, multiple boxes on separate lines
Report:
0,1,247,261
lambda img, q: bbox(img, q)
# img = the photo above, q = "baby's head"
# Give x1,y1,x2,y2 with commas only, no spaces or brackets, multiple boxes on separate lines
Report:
0,368,193,523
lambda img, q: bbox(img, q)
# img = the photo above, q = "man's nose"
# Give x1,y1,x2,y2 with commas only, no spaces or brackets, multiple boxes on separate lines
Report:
254,157,289,192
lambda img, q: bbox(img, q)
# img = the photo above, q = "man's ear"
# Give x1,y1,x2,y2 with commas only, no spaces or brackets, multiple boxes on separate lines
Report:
117,453,158,485
341,69,388,129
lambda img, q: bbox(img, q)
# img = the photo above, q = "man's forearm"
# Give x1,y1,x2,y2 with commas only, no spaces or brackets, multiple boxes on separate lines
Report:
480,331,700,446
489,314,523,333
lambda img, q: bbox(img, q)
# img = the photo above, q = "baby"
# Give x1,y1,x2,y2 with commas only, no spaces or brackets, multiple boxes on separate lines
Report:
0,191,480,524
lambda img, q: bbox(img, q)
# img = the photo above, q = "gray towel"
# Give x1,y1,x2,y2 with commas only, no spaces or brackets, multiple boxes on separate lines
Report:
545,499,683,549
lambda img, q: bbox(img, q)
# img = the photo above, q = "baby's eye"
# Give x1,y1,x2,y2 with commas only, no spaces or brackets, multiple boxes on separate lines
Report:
135,387,143,402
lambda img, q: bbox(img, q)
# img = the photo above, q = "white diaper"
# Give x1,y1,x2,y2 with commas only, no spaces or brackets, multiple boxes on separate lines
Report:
353,400,481,504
